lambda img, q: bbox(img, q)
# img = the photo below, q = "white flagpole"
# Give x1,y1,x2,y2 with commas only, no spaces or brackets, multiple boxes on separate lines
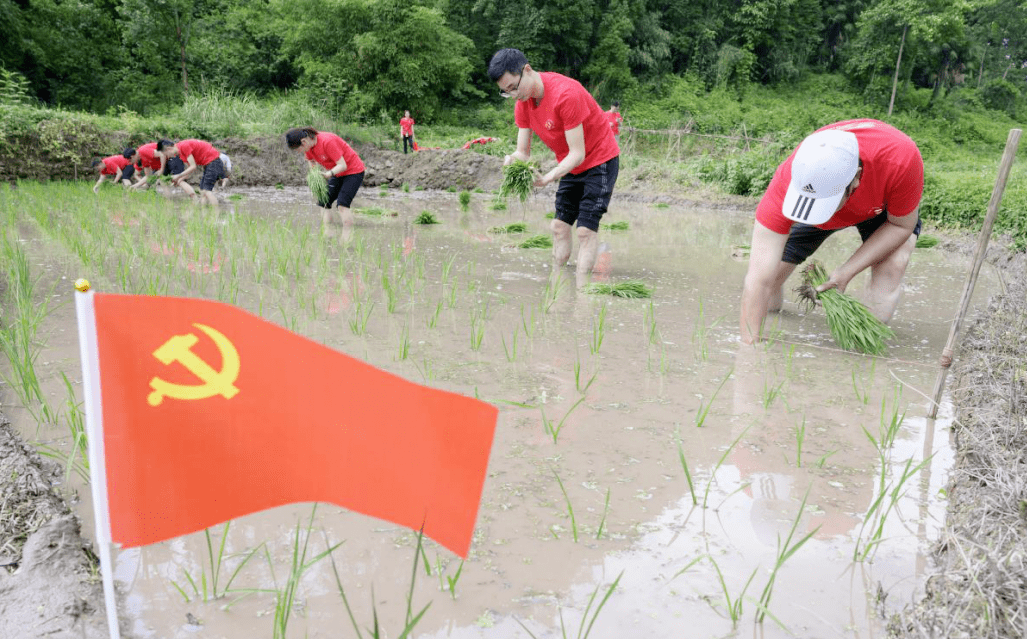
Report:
74,280,122,639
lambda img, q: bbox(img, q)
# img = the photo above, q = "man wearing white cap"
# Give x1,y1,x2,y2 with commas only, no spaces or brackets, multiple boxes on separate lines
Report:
740,119,924,344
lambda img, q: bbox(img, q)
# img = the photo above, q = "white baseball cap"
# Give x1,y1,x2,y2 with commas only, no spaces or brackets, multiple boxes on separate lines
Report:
782,129,860,226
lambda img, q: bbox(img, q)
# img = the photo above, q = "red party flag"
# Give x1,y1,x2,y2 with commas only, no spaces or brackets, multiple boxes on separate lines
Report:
84,293,497,557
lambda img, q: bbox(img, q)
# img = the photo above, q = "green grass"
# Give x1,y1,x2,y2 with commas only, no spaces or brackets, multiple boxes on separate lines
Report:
583,281,653,298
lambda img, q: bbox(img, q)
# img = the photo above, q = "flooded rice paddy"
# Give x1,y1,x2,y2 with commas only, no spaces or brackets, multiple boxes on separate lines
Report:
1,182,1001,638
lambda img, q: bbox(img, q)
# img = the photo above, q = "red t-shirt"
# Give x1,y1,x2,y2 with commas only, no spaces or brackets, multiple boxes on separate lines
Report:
514,72,619,174
305,132,365,176
756,119,924,234
101,155,130,176
136,142,161,171
400,117,415,136
176,139,220,167
607,110,623,135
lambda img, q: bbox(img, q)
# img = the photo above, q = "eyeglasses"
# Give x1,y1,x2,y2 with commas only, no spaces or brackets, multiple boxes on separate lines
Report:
499,67,526,99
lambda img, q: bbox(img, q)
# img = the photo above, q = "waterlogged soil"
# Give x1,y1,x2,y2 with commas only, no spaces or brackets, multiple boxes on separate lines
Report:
0,181,1007,639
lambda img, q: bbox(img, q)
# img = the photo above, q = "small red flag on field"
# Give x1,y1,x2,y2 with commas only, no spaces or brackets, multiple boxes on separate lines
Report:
86,293,497,557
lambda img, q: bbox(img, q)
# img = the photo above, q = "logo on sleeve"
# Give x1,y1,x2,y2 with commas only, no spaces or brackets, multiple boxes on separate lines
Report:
544,119,554,130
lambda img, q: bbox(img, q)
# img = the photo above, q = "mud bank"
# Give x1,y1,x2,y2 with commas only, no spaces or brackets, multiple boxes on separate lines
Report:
888,252,1027,639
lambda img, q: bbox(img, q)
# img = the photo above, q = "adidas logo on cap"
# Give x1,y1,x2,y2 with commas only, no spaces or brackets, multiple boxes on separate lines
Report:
802,183,816,194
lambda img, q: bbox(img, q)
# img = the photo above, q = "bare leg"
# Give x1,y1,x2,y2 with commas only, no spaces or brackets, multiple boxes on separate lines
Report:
200,190,218,206
865,234,916,322
551,218,572,268
337,205,355,226
574,226,599,285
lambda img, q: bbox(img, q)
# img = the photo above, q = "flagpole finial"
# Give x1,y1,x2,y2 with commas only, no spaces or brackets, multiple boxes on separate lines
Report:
75,278,91,292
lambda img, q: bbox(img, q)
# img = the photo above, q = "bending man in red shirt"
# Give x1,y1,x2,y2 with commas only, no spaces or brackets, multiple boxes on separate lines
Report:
739,119,924,344
285,127,366,228
400,111,415,154
488,48,620,285
91,151,137,193
156,139,227,206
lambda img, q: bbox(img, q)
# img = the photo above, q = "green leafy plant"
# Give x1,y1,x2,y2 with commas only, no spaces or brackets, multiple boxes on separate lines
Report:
915,234,939,248
414,210,439,224
518,234,553,249
307,167,329,203
488,222,527,233
600,220,629,230
583,281,652,298
458,190,471,211
499,160,535,203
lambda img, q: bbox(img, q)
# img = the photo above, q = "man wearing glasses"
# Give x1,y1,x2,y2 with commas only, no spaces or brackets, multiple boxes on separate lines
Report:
739,119,924,344
488,48,620,285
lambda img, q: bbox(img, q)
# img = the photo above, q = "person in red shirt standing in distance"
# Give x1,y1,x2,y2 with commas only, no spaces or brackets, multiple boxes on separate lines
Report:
488,48,620,286
285,127,366,228
607,102,624,136
399,111,416,154
739,119,924,344
91,150,137,193
157,139,227,205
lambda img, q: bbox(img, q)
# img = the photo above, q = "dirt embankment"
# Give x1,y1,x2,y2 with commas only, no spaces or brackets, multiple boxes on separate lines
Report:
0,129,505,193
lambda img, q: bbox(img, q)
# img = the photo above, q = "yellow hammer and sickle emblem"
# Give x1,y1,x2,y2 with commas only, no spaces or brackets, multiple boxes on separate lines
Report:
147,323,241,407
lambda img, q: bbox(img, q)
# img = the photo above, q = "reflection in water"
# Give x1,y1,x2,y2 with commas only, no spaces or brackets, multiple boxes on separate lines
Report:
35,187,990,638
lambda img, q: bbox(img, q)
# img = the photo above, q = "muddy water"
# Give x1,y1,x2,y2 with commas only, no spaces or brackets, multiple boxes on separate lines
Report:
10,185,1001,638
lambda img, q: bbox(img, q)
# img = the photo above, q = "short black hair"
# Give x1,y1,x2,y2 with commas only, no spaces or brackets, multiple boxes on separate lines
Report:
91,158,102,168
488,48,529,82
122,147,136,159
156,139,174,152
612,101,620,108
285,127,318,149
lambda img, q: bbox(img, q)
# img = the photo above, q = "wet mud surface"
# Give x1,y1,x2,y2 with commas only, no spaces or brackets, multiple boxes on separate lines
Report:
0,179,1018,639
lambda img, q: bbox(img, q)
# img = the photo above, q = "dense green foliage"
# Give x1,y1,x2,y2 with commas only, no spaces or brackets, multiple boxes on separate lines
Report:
0,0,1023,121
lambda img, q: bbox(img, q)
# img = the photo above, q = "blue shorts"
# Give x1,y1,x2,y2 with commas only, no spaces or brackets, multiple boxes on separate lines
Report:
554,156,619,232
781,210,922,264
321,172,364,209
199,158,226,192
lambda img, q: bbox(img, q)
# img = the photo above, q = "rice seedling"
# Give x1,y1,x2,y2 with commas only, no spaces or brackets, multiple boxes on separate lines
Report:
695,368,732,428
271,505,343,639
170,521,265,603
692,296,723,362
702,423,750,510
397,325,410,361
444,560,464,600
653,202,670,209
489,196,507,211
590,302,608,354
853,454,933,562
707,556,759,627
499,160,536,203
756,487,821,623
402,183,410,192
426,300,442,329
574,354,598,394
458,190,471,211
541,396,586,444
675,427,698,506
551,469,579,542
414,210,439,225
488,222,528,234
306,167,329,204
349,300,374,336
600,220,629,231
793,416,806,468
325,527,431,639
469,307,486,351
762,375,786,408
515,571,623,639
583,281,653,298
595,488,611,540
544,212,555,219
501,327,519,362
518,234,553,249
915,234,939,248
644,300,660,346
795,261,894,355
414,356,436,383
357,207,385,217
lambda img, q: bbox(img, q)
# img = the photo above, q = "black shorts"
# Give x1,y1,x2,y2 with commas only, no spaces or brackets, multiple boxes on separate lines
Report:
121,165,135,181
321,171,364,209
163,156,185,176
199,158,226,191
554,156,619,232
781,210,922,264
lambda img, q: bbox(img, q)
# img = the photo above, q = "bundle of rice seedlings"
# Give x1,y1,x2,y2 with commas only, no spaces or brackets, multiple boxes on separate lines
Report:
146,174,172,185
488,222,527,234
307,167,329,203
517,234,552,249
414,210,439,225
499,160,535,203
584,281,653,298
544,212,555,219
794,261,894,355
356,207,384,216
601,221,629,231
915,234,939,248
459,191,472,211
489,197,507,211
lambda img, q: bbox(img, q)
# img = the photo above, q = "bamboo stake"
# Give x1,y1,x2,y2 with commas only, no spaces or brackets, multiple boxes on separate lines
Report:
927,128,1021,418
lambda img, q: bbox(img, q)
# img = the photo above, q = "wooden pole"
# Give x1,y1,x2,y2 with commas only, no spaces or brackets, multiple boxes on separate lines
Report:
926,128,1021,418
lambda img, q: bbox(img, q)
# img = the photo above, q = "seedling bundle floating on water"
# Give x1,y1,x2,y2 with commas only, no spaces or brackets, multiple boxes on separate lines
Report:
601,220,629,231
499,160,536,203
306,167,328,204
795,261,894,355
414,210,440,225
488,222,527,234
584,281,653,298
915,234,939,248
517,234,552,249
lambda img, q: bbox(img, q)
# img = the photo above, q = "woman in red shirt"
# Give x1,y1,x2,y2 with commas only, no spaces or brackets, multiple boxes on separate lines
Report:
285,127,366,228
91,151,138,193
